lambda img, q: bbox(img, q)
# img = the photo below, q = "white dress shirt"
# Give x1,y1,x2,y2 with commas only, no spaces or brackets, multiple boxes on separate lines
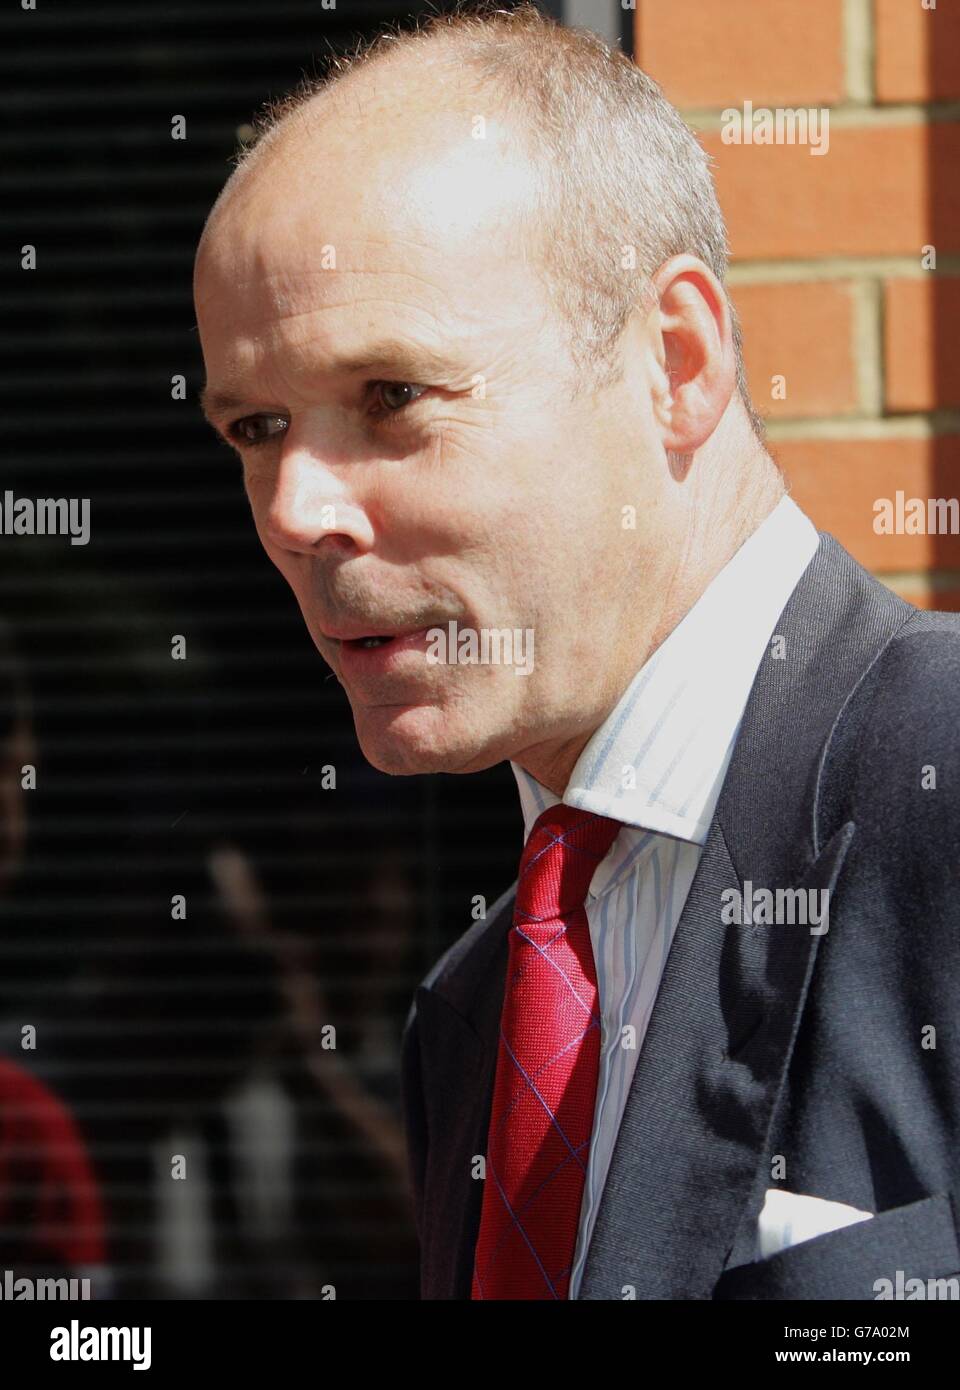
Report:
509,494,820,1298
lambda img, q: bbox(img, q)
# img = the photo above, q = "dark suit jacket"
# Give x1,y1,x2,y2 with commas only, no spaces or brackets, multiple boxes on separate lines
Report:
399,531,960,1299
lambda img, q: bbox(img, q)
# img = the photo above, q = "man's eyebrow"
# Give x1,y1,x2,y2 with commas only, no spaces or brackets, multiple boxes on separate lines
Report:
199,387,247,426
199,339,459,426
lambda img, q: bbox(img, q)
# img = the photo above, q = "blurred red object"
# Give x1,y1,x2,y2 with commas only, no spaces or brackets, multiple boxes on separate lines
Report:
0,1056,105,1267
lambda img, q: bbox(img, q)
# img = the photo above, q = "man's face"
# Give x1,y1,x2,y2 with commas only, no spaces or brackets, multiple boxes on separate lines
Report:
194,77,670,778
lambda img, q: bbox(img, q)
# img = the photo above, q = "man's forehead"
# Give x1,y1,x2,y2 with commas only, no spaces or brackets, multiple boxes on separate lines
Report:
198,245,447,315
202,88,540,283
194,238,483,385
196,245,488,407
195,149,544,344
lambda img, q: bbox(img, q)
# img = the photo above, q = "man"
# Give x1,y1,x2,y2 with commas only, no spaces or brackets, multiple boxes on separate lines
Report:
193,4,960,1299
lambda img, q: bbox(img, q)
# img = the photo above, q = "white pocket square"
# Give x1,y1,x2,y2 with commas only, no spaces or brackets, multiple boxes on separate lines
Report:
756,1188,873,1260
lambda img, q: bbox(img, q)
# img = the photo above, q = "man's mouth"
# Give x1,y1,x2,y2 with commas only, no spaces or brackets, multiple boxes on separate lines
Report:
330,628,417,650
324,618,438,647
325,625,434,676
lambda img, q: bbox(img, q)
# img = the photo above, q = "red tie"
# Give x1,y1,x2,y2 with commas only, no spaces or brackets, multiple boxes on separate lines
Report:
471,802,622,1299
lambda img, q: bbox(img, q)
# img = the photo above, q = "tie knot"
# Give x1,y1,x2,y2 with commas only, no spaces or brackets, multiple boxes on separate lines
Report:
515,803,622,923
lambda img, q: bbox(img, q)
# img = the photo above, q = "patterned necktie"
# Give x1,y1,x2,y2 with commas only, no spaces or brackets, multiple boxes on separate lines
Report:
471,802,623,1300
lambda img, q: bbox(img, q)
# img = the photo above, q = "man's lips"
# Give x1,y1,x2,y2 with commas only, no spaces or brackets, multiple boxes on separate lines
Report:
332,625,432,679
321,623,430,645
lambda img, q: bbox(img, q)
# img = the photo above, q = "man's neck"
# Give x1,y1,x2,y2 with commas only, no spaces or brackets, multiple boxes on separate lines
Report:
514,457,786,798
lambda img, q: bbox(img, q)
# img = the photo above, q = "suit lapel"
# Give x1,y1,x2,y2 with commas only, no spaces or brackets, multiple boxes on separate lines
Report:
415,887,513,1298
576,815,854,1298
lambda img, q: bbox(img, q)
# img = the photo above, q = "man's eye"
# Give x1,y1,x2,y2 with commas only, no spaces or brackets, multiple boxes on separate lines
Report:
225,384,427,448
368,381,428,422
228,413,288,448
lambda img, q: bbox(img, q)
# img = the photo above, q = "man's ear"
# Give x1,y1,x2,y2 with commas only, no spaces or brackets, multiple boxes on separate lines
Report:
649,254,738,456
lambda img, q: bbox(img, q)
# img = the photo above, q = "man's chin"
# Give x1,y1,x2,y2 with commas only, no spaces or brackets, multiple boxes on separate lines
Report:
353,702,501,777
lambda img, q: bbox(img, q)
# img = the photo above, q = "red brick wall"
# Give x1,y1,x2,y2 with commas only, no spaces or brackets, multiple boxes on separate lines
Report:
635,0,960,609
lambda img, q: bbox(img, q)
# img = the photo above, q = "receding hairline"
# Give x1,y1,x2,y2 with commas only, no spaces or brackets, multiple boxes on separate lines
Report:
223,32,532,212
234,5,548,163
198,35,553,308
203,38,521,248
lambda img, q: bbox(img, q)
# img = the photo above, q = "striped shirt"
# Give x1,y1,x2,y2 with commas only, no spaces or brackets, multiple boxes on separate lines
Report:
509,493,820,1298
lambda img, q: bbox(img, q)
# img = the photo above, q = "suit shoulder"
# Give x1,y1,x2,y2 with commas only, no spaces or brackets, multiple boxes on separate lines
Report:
820,607,960,840
862,611,960,747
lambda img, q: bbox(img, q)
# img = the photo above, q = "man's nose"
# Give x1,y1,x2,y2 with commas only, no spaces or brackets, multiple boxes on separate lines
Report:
258,445,375,556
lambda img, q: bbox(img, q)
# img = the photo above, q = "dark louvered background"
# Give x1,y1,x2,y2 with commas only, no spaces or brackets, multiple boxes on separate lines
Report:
0,0,588,1298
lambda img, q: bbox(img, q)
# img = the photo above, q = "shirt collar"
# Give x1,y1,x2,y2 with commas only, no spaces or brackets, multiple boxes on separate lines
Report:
511,494,820,865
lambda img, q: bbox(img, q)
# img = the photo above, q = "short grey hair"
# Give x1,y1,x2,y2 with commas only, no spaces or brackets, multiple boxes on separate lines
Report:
234,1,765,440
